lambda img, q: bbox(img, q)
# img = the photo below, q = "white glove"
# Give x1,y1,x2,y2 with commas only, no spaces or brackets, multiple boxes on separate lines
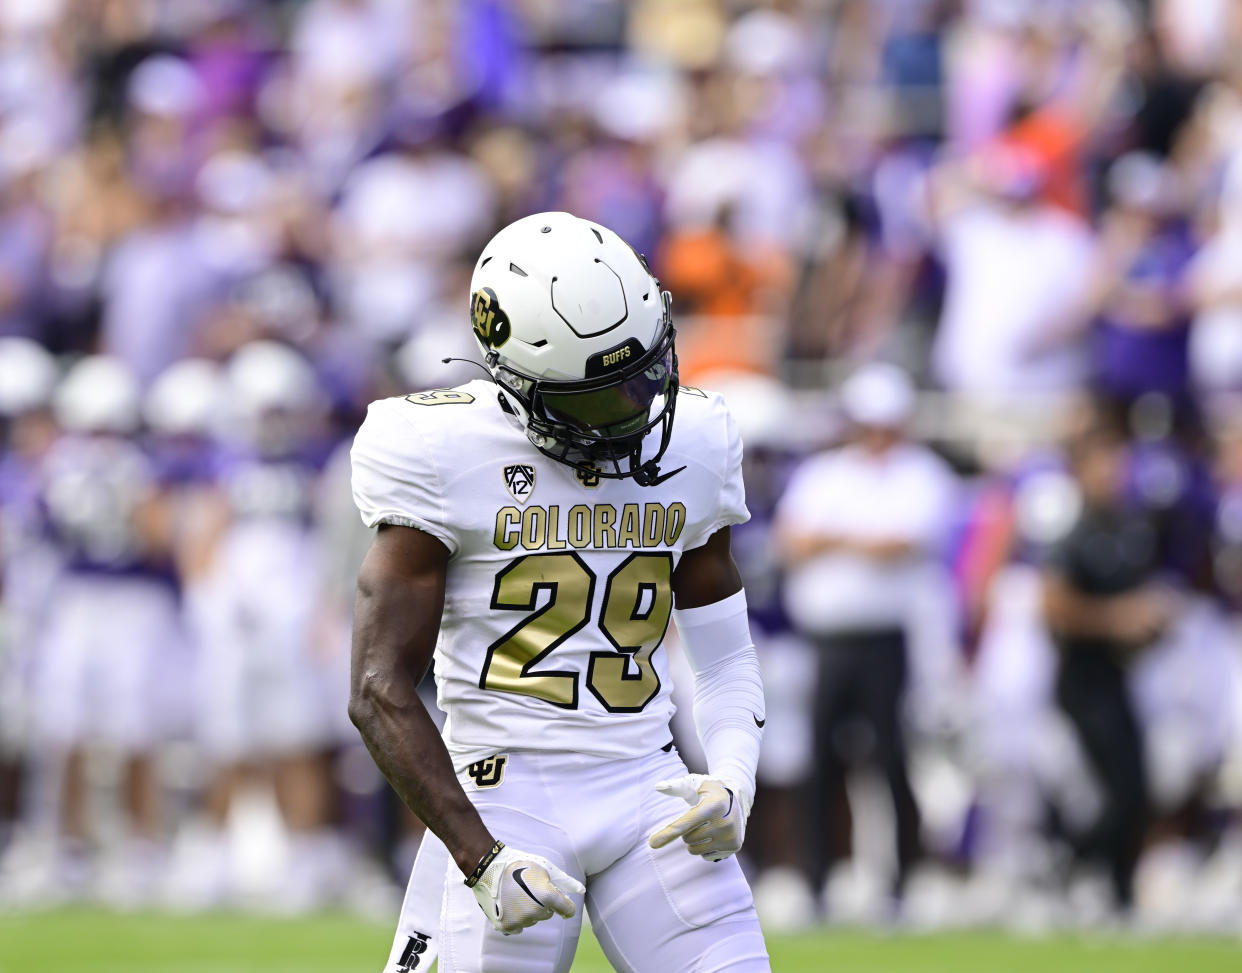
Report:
648,774,751,862
469,843,585,935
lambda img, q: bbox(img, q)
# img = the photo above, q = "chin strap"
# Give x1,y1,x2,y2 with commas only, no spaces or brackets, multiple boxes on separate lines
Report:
633,461,686,486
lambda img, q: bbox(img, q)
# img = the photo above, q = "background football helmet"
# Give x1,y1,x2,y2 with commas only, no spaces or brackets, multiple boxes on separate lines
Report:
469,211,679,485
53,355,141,435
224,340,324,454
145,358,227,438
0,337,58,418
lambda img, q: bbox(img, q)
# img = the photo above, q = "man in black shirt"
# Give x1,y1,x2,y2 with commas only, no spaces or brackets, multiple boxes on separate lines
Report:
1042,424,1174,911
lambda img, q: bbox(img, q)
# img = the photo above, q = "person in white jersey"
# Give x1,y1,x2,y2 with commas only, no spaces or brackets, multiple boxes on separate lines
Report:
350,212,769,972
775,363,957,908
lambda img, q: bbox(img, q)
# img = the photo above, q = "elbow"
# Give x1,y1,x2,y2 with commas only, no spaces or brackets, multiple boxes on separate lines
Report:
346,694,369,734
1040,575,1073,636
347,670,383,736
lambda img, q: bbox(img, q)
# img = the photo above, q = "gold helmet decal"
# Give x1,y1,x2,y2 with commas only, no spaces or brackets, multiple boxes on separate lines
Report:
471,287,512,348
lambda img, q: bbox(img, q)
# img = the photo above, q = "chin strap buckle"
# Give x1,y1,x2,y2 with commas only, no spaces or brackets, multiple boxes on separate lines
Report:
633,462,686,487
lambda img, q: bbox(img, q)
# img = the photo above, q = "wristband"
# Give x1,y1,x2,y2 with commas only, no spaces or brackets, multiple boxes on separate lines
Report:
463,839,505,888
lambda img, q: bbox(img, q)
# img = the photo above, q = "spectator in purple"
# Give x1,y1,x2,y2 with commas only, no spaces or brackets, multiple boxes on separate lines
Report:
0,121,53,339
183,2,273,126
1086,153,1198,409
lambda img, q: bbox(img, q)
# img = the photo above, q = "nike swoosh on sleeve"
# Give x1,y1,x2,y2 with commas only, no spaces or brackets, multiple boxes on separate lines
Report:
511,867,545,907
753,714,765,728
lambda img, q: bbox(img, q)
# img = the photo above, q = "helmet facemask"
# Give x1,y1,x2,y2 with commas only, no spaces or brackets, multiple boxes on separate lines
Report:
490,292,682,486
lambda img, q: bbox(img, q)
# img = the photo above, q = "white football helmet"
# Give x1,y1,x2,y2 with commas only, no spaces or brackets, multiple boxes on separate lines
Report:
224,340,323,452
53,355,141,434
226,340,321,417
0,337,58,417
469,211,680,485
145,358,226,437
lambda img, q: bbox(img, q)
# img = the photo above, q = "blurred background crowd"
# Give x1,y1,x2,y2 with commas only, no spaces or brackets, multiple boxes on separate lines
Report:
2,0,1242,936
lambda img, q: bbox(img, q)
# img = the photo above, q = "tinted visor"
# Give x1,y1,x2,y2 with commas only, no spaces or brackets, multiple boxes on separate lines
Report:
540,347,674,439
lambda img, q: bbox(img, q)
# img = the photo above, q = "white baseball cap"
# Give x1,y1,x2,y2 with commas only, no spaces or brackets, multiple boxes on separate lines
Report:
839,362,915,428
128,56,202,118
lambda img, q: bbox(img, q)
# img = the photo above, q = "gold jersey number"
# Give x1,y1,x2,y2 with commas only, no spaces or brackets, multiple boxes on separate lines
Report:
405,389,475,406
480,552,673,712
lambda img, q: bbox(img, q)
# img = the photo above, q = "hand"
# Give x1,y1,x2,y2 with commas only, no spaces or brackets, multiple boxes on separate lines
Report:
1110,586,1176,648
470,844,584,936
649,774,749,862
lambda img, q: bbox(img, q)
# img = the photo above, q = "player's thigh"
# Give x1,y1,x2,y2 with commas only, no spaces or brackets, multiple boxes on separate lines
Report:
587,838,769,973
99,582,177,749
439,788,585,973
586,750,769,973
31,583,93,747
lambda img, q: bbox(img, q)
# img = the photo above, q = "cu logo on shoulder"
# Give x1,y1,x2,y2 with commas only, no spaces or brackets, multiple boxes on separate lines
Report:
396,931,430,971
467,754,508,789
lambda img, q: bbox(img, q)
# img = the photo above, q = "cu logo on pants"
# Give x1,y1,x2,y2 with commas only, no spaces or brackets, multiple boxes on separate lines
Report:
467,754,508,788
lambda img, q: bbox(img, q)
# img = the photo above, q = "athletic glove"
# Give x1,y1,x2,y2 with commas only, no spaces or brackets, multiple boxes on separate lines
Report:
648,774,750,862
468,843,585,935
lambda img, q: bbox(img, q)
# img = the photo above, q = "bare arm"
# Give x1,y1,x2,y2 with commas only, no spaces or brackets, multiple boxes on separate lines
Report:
1041,569,1171,648
672,526,742,608
776,526,919,567
349,523,494,876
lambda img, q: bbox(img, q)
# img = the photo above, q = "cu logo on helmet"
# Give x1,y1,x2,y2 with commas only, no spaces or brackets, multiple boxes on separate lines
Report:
472,287,511,348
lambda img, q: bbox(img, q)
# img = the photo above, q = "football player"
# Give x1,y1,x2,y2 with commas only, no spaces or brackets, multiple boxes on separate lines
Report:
351,213,770,971
190,341,342,910
33,356,179,903
0,339,60,859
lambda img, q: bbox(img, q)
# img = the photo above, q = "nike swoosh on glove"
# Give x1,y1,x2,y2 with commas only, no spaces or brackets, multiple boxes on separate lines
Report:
471,845,585,935
648,774,750,862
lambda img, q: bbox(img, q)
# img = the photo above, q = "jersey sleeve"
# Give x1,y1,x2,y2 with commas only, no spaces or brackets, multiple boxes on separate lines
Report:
350,397,459,554
681,394,750,551
717,402,749,529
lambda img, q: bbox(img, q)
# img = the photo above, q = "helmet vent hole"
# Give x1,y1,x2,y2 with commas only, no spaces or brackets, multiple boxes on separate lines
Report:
593,258,601,263
541,226,551,233
480,256,492,267
509,263,528,277
643,293,650,301
590,228,603,244
529,339,547,347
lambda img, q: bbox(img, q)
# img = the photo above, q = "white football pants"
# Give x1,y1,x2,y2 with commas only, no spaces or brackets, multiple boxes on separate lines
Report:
382,745,770,973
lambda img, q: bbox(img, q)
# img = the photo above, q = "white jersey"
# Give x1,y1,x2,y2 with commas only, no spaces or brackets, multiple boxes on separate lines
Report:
351,379,747,765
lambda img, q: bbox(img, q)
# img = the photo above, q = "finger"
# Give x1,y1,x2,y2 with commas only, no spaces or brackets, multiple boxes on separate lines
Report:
512,912,546,931
680,822,717,845
654,778,700,804
544,866,586,898
514,864,578,921
543,885,577,919
649,806,709,848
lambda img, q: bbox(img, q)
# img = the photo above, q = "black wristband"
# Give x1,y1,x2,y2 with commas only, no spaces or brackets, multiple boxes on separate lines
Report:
463,839,505,888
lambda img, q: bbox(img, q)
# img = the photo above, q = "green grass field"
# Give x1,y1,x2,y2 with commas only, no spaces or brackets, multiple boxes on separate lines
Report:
1,911,1240,973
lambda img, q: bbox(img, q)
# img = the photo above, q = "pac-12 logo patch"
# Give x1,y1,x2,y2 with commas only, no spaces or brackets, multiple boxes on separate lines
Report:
467,754,508,789
503,464,535,504
395,931,431,971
